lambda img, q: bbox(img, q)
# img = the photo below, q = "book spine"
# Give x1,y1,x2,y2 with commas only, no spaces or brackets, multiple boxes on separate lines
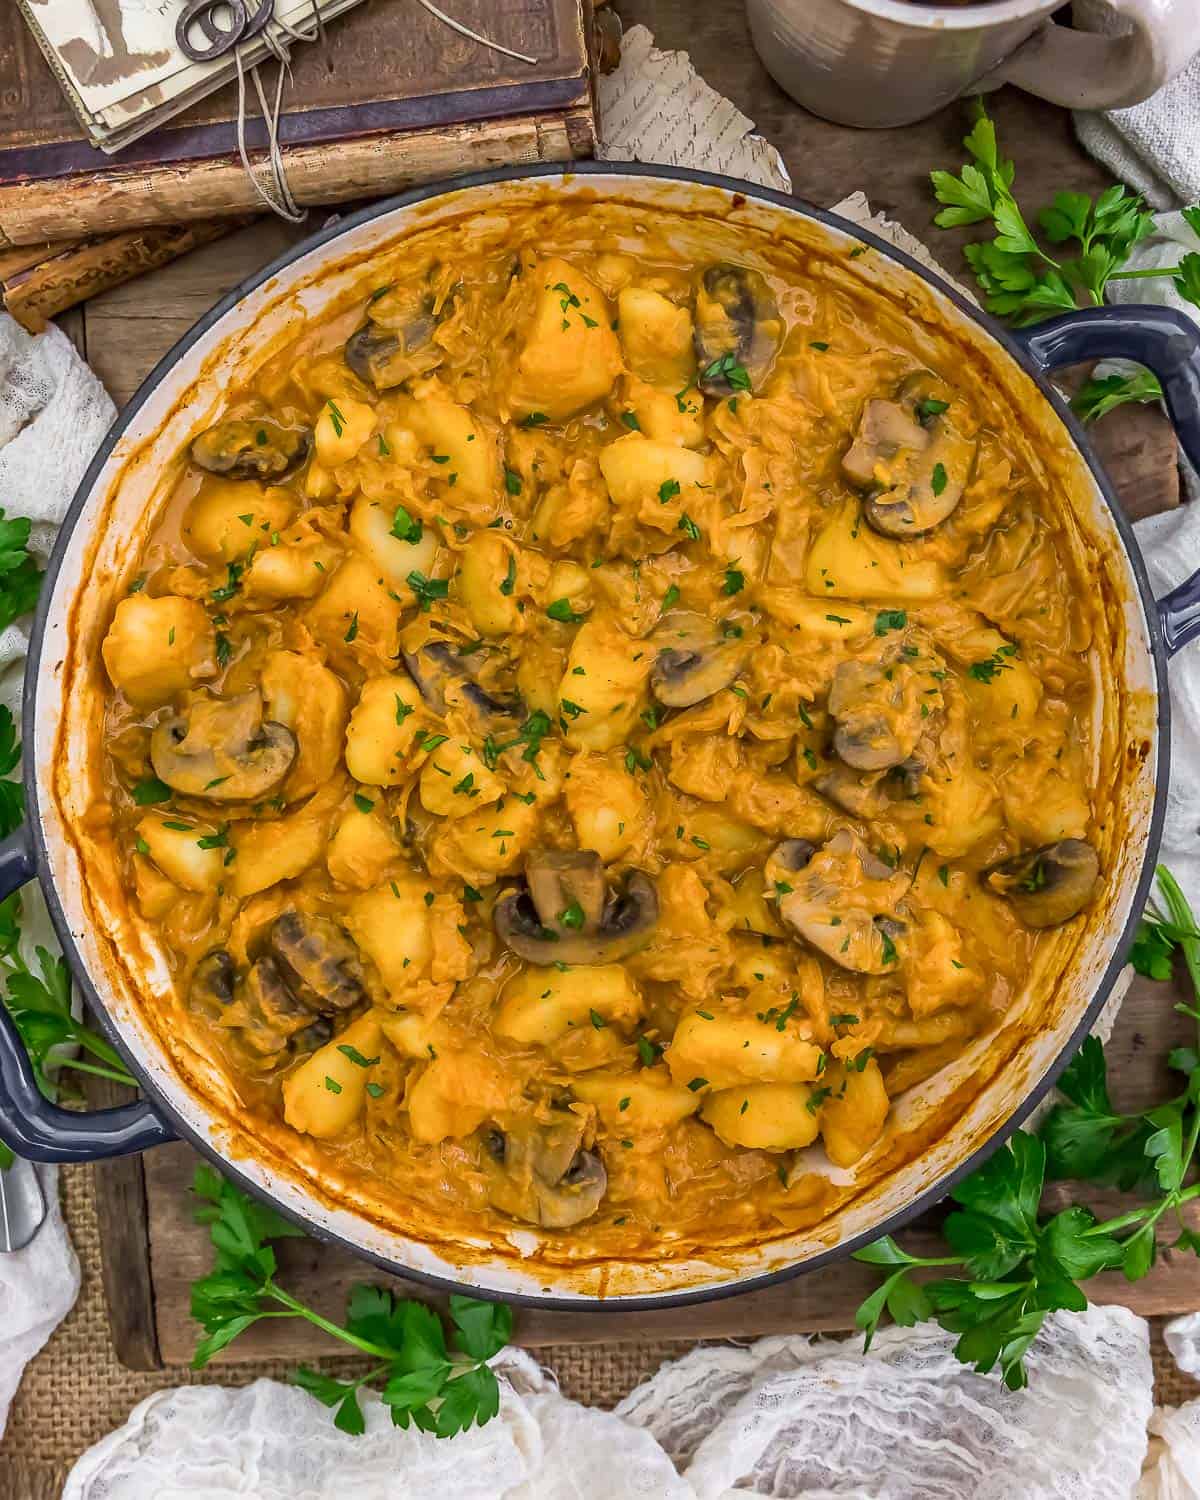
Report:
2,220,249,333
0,110,595,248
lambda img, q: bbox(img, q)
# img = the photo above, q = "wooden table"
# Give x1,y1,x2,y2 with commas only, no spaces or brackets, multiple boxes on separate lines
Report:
16,0,1194,1449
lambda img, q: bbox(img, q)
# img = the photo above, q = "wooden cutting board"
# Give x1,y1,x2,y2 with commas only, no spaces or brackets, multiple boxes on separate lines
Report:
90,963,1200,1369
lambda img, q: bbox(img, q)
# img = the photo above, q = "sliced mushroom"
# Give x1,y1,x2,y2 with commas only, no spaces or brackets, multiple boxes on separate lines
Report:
651,612,748,708
842,373,977,537
693,264,782,394
345,307,442,390
191,418,310,480
494,860,658,965
983,839,1100,928
150,690,297,802
813,764,889,820
191,950,235,1009
525,851,608,936
266,910,370,1012
242,956,311,1055
481,1115,607,1229
768,831,910,974
828,658,927,772
402,641,522,726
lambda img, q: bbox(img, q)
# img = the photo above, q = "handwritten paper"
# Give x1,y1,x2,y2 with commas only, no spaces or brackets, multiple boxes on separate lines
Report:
597,24,791,193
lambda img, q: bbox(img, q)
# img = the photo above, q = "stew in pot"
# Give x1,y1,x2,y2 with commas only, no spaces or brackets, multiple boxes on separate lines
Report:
97,203,1100,1247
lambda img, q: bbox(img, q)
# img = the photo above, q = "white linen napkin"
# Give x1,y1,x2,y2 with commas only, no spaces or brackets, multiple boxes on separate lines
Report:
1071,1,1200,210
0,311,113,1439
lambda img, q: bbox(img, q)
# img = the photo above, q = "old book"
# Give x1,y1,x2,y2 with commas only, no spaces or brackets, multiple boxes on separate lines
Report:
0,0,597,247
14,0,367,153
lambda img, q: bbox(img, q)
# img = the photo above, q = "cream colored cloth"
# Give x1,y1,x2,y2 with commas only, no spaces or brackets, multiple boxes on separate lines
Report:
1073,1,1200,208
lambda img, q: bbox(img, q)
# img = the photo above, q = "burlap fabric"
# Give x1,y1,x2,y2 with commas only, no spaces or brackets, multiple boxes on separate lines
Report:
0,1168,1196,1499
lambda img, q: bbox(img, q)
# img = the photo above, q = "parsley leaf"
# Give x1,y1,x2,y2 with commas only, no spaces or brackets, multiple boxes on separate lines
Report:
189,1167,512,1438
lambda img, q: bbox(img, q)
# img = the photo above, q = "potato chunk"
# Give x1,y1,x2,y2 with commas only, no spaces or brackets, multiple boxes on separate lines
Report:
314,396,375,467
456,531,522,638
572,1068,698,1131
102,594,215,709
701,1083,823,1151
667,1006,823,1092
282,1013,383,1139
597,432,710,512
557,616,651,751
135,815,223,892
494,964,643,1045
393,396,497,505
344,879,470,998
231,813,324,899
563,752,646,861
343,671,427,787
807,500,945,601
418,738,504,817
305,554,405,660
510,257,623,421
406,1052,512,1144
349,496,439,585
183,481,296,563
617,286,695,388
261,650,349,802
819,1057,890,1168
326,802,399,888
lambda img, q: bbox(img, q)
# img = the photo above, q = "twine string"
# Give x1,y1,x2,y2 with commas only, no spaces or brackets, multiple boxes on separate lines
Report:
230,0,539,224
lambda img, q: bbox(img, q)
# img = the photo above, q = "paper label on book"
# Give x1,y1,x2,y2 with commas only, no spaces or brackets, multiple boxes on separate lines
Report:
596,25,791,193
25,0,361,130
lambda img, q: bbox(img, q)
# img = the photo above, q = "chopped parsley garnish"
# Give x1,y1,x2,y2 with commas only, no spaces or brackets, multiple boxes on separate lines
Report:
391,504,423,544
547,598,583,623
874,609,907,636
406,570,449,611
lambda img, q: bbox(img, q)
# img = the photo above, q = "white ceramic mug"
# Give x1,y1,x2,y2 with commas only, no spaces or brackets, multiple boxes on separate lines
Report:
745,0,1198,129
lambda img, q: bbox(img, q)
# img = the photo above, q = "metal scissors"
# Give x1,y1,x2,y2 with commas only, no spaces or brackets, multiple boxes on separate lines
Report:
177,0,276,63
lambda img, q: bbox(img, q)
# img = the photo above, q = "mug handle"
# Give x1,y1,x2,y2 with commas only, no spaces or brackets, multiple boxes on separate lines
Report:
979,0,1195,112
1013,303,1200,658
0,827,174,1163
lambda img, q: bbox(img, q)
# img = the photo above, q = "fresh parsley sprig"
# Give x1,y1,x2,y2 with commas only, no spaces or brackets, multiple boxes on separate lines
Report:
932,105,1200,327
0,510,43,636
191,1165,513,1437
853,864,1200,1389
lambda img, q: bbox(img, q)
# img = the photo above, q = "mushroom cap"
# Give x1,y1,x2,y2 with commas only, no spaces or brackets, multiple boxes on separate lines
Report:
150,690,297,801
265,910,371,1013
769,832,910,974
190,418,309,480
693,263,782,394
842,374,977,539
494,863,659,965
525,850,608,934
482,1115,607,1229
650,612,747,708
344,312,442,390
828,658,927,773
983,839,1100,928
191,950,235,1009
402,642,522,727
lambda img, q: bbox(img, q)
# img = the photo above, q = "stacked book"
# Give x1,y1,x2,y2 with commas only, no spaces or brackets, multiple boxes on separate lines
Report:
0,0,599,325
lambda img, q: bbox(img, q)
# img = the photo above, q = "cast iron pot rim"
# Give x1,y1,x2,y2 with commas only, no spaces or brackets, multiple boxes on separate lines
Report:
23,160,1170,1311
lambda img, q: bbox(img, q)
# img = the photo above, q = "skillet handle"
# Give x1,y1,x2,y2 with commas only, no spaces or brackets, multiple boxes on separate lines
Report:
0,826,174,1164
1014,305,1200,658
